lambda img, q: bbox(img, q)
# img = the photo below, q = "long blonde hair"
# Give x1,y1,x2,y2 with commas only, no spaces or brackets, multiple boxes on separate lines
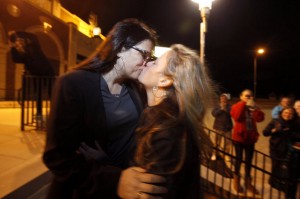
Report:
164,44,216,155
135,44,216,171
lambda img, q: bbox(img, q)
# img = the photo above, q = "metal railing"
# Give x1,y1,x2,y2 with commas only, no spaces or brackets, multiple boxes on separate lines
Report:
20,75,56,131
200,127,300,199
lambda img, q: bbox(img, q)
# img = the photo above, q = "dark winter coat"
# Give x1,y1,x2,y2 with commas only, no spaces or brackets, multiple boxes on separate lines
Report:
211,104,233,132
43,69,144,199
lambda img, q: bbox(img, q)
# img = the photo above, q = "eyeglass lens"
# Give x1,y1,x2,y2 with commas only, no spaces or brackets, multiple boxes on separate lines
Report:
131,46,156,62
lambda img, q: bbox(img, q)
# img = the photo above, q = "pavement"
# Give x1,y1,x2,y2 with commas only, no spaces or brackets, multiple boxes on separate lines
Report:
0,99,292,198
0,107,48,198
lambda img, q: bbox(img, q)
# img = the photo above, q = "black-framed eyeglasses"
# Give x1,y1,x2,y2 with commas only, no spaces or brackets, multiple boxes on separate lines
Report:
245,95,252,98
131,46,157,63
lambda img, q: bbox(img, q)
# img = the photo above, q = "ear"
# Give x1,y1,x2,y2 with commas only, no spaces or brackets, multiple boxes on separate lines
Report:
158,77,173,88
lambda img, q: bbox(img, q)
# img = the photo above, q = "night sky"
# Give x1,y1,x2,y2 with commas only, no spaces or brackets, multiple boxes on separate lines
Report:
61,0,300,99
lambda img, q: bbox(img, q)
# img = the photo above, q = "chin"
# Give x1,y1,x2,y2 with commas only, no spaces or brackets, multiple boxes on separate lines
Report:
137,77,143,84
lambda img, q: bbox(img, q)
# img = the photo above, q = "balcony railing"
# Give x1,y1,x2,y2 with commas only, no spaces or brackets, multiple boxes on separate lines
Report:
20,75,56,131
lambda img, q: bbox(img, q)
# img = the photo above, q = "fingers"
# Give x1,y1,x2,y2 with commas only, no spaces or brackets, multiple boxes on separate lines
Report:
131,167,166,186
80,142,95,152
132,166,147,173
138,172,166,184
94,141,105,153
138,183,167,195
133,167,167,194
137,192,163,199
118,167,167,199
77,146,87,154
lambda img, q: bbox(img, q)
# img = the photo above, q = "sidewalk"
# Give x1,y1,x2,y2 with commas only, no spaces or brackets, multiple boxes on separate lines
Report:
0,108,48,198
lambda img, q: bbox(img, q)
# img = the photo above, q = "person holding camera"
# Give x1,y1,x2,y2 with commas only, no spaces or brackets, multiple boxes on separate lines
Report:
230,89,265,195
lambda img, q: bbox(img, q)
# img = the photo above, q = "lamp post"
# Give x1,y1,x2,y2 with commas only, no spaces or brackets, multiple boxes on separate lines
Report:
191,0,214,63
253,48,265,98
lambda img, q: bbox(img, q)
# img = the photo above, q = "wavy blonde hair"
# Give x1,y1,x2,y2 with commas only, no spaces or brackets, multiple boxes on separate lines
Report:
164,44,216,154
135,44,217,171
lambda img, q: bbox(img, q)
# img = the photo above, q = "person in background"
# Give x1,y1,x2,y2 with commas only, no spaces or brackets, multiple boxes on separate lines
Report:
294,100,300,132
43,18,167,199
271,96,292,119
127,44,216,199
211,93,233,161
294,100,300,117
230,89,265,195
263,107,298,198
9,31,56,127
9,31,55,76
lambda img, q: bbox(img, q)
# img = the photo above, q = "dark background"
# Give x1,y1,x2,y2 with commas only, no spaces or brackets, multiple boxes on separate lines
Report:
60,0,300,99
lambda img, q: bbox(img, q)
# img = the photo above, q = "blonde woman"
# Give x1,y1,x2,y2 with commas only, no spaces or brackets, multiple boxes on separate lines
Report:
130,44,215,198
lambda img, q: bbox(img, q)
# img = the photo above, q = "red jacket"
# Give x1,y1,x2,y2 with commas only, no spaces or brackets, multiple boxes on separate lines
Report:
230,101,265,145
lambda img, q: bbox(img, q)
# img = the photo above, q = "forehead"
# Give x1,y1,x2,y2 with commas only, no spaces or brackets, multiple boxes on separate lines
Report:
242,91,252,96
135,39,154,49
282,108,294,113
281,98,290,102
157,50,169,64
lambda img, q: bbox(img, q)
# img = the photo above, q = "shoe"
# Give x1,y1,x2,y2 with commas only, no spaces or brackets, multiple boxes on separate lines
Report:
232,174,244,194
245,178,260,196
211,154,216,161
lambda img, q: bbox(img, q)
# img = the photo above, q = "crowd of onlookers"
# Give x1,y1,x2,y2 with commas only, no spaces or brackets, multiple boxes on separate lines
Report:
211,90,300,198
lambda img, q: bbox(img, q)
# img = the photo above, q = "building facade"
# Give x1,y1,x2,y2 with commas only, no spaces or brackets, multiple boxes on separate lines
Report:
0,0,102,100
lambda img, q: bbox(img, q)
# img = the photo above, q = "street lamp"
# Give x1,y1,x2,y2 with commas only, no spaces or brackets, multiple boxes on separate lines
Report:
191,0,214,63
253,48,265,98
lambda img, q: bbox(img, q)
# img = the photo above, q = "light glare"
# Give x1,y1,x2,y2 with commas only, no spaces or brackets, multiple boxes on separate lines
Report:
257,49,265,54
191,0,214,9
154,46,170,57
93,27,101,36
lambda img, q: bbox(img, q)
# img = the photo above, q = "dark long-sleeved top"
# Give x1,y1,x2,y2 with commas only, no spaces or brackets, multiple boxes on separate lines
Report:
134,99,200,199
263,118,297,157
43,69,144,199
211,104,233,131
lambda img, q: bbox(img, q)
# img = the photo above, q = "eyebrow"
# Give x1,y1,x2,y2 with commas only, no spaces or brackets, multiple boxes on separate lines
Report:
131,46,151,56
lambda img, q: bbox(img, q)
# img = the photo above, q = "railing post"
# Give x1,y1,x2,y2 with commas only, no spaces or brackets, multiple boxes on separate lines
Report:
20,74,26,131
35,76,43,130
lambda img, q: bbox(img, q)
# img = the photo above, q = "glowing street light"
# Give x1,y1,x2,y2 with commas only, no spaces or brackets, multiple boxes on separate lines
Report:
191,0,215,63
253,48,265,98
257,49,264,54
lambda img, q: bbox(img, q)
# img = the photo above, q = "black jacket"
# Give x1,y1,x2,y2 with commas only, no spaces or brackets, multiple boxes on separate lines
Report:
211,104,233,132
134,99,200,199
43,69,144,199
263,118,297,157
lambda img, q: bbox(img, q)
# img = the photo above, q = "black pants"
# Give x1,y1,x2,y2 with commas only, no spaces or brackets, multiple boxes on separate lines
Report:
234,142,254,177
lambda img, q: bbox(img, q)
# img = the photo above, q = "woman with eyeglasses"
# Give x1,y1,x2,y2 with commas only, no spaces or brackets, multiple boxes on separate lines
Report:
125,44,216,199
43,18,167,199
230,89,265,195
